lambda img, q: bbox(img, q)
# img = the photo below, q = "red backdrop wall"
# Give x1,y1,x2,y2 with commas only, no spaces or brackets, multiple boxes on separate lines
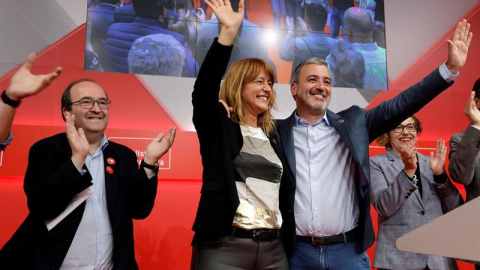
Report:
1,2,479,268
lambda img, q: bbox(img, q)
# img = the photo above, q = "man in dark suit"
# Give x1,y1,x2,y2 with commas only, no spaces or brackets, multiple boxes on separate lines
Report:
277,19,472,269
449,78,480,203
0,69,176,268
448,78,480,270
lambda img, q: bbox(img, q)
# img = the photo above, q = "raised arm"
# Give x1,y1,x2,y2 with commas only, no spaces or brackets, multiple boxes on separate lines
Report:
192,0,244,138
0,53,62,143
205,0,244,46
366,19,473,142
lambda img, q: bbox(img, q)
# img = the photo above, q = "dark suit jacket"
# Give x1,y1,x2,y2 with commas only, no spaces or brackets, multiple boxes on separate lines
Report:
277,68,452,258
191,39,287,245
0,133,157,270
370,150,461,269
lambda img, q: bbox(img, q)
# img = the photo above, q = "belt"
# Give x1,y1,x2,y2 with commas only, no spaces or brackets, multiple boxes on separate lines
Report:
231,227,281,242
295,227,361,246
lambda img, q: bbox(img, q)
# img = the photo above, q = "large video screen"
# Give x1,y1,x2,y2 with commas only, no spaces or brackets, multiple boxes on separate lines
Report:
85,0,387,90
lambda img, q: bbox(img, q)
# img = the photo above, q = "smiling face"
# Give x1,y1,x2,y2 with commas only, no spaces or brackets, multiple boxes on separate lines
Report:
388,117,418,155
241,70,272,119
65,81,110,137
291,63,332,121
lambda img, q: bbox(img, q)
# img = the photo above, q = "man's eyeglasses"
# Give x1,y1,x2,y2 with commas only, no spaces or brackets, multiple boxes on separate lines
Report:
70,98,111,109
393,123,417,133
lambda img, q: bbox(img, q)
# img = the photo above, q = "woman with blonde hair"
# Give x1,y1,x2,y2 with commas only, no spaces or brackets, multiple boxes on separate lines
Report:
190,0,288,269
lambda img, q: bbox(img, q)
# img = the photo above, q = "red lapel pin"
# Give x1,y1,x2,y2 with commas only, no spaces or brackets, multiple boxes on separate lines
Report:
106,165,114,174
107,157,116,165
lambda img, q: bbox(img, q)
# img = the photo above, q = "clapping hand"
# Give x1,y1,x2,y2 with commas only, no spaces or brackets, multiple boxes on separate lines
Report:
65,112,89,169
400,143,417,178
143,127,177,174
429,139,446,176
463,91,480,126
7,53,62,101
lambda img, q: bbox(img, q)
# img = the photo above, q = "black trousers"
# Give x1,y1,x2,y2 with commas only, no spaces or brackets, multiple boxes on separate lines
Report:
191,237,288,270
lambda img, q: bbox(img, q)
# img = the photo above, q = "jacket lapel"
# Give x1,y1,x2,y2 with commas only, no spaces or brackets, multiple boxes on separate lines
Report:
387,150,425,209
418,154,431,205
102,144,116,215
327,110,370,199
279,112,297,178
327,110,357,164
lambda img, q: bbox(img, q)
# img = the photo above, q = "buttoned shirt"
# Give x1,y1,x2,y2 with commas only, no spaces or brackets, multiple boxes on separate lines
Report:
61,135,113,270
292,63,457,237
293,114,359,236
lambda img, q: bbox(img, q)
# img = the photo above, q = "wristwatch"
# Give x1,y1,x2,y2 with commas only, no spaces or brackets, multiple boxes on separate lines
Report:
141,159,159,172
2,90,21,108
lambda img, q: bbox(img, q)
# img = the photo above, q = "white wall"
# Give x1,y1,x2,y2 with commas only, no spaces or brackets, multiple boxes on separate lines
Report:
384,0,478,81
0,0,77,75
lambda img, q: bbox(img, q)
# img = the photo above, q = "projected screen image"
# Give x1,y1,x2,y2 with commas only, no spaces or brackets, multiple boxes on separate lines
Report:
85,0,387,90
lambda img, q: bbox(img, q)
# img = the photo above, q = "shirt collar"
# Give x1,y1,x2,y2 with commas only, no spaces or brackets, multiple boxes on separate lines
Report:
100,134,109,151
87,134,109,158
294,112,330,127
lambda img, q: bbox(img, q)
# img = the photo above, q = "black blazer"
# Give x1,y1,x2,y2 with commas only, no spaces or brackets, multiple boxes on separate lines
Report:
191,39,287,245
278,68,453,258
0,133,157,270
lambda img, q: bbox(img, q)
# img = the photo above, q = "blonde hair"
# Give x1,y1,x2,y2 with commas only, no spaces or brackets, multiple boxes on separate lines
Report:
219,58,277,136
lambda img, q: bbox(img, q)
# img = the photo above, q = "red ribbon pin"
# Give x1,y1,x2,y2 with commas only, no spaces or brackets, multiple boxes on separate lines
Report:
106,165,114,174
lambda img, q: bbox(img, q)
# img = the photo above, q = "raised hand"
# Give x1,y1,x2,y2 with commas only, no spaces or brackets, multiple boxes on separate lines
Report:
446,19,473,73
400,144,417,178
143,127,177,167
65,112,89,168
429,139,446,175
205,0,244,45
463,91,480,126
6,53,62,101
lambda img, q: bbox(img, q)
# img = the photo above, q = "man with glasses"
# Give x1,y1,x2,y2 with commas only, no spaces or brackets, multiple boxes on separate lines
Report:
0,76,176,269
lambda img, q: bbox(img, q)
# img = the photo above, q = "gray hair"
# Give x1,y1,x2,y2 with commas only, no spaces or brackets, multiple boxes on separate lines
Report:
290,57,328,84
